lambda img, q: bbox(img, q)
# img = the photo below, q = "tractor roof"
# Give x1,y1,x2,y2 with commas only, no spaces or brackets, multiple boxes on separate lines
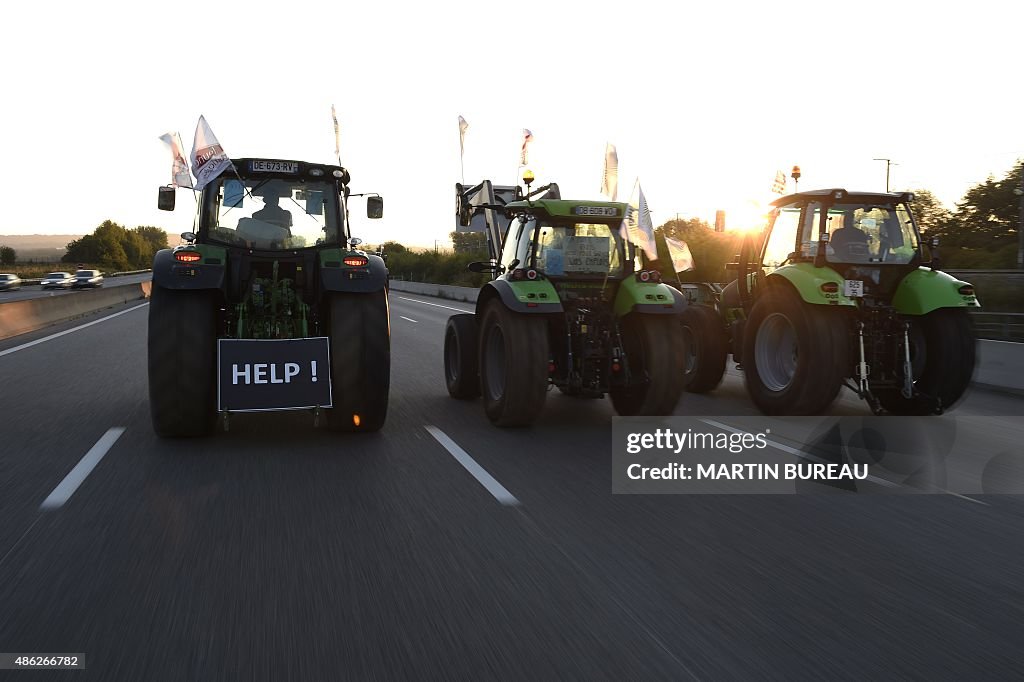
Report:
771,188,913,207
504,198,628,220
229,158,351,185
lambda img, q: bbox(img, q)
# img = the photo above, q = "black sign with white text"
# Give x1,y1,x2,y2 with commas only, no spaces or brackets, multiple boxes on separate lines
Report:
217,338,332,411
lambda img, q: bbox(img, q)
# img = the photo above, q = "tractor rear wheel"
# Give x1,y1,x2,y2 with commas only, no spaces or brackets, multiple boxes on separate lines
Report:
610,314,686,416
479,301,549,426
444,313,480,400
680,304,728,393
743,286,848,415
325,290,391,432
875,308,975,415
148,286,217,437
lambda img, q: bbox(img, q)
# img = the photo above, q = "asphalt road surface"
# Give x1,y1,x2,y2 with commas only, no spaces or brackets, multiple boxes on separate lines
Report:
0,272,152,303
1,291,1022,680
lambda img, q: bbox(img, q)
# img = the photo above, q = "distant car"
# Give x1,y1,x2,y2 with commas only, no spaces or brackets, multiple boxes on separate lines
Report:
0,274,22,291
41,272,75,289
72,269,104,288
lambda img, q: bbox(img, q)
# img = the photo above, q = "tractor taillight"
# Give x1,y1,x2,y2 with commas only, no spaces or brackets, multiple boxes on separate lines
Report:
526,269,538,280
638,271,651,282
958,285,975,296
547,361,556,373
611,359,622,373
820,282,839,294
343,255,368,267
175,251,201,263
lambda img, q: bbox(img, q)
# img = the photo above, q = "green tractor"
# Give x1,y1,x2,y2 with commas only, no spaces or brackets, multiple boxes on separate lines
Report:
444,174,687,426
149,158,390,436
680,189,979,415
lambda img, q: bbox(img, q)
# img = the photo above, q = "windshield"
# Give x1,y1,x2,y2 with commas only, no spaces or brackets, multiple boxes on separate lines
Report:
75,271,95,277
802,203,919,264
204,177,342,250
533,222,624,277
46,273,69,278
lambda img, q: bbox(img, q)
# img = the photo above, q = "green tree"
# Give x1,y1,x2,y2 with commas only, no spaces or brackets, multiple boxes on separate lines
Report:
379,241,407,255
908,189,952,236
655,217,740,283
0,245,15,265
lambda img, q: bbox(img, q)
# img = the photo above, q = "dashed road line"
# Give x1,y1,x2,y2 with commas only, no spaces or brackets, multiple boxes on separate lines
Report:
40,427,126,511
399,316,418,323
425,426,520,506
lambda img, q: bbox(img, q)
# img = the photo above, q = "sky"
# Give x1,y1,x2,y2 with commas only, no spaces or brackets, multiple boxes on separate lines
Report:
2,0,1022,247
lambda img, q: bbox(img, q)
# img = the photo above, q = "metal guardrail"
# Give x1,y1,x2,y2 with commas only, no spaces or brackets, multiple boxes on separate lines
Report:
970,312,1024,342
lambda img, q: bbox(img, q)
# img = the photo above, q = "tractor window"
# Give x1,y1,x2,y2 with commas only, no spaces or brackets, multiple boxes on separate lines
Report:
534,222,623,277
500,217,530,270
824,203,919,264
762,207,802,270
204,178,342,250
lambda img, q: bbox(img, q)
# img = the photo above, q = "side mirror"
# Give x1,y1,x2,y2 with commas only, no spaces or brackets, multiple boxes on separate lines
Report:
158,186,176,211
468,260,501,274
366,196,383,219
180,232,196,244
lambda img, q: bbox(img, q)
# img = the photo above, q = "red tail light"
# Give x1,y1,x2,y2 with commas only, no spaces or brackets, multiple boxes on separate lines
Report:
958,285,974,296
343,255,368,267
175,251,201,263
820,282,839,294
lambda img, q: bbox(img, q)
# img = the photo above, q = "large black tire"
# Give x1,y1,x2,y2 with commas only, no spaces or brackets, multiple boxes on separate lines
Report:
325,290,391,432
148,286,217,437
680,304,728,393
444,313,480,399
479,300,549,426
610,314,686,416
743,286,848,415
875,308,975,415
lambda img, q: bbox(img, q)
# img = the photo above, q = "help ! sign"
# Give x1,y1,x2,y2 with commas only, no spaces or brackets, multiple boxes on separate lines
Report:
217,337,332,411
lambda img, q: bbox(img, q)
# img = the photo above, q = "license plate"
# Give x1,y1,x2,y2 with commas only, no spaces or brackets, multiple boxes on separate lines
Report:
249,160,299,174
217,337,332,411
843,280,864,297
574,205,619,217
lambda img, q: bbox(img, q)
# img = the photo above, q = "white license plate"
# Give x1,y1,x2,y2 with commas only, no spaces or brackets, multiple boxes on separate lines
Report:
574,205,618,217
843,280,864,297
250,160,298,174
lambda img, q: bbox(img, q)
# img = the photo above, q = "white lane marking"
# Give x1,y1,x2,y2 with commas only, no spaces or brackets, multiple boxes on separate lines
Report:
396,296,473,314
399,316,418,323
701,418,989,504
0,302,150,358
425,426,520,506
40,427,126,511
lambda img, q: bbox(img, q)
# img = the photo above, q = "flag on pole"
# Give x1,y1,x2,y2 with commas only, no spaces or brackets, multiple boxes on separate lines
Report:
519,128,533,166
190,115,232,191
601,143,618,200
458,115,469,158
620,181,659,260
665,236,695,273
332,105,341,165
159,131,192,188
771,169,786,194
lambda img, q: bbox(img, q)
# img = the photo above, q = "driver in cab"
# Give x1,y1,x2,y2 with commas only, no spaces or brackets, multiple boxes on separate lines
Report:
253,184,294,233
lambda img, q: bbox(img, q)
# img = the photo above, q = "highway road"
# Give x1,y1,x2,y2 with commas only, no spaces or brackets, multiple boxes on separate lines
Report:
0,272,152,303
1,291,1023,680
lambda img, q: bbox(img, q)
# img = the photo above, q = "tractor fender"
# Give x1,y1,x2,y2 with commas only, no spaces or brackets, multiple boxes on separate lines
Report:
614,278,685,316
320,253,389,294
892,267,980,315
476,279,563,315
767,263,856,307
151,247,226,291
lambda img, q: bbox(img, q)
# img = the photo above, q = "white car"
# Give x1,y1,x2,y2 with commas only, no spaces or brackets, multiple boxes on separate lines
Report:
72,269,104,288
40,272,75,289
0,273,22,291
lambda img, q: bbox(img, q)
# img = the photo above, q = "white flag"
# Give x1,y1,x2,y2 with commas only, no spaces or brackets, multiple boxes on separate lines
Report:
771,169,786,194
601,143,618,200
159,131,192,188
620,181,659,260
332,105,341,164
190,115,232,191
665,236,695,273
458,115,469,158
519,128,533,166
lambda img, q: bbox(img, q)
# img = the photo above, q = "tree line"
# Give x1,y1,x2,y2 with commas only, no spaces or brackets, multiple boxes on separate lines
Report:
63,221,169,271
